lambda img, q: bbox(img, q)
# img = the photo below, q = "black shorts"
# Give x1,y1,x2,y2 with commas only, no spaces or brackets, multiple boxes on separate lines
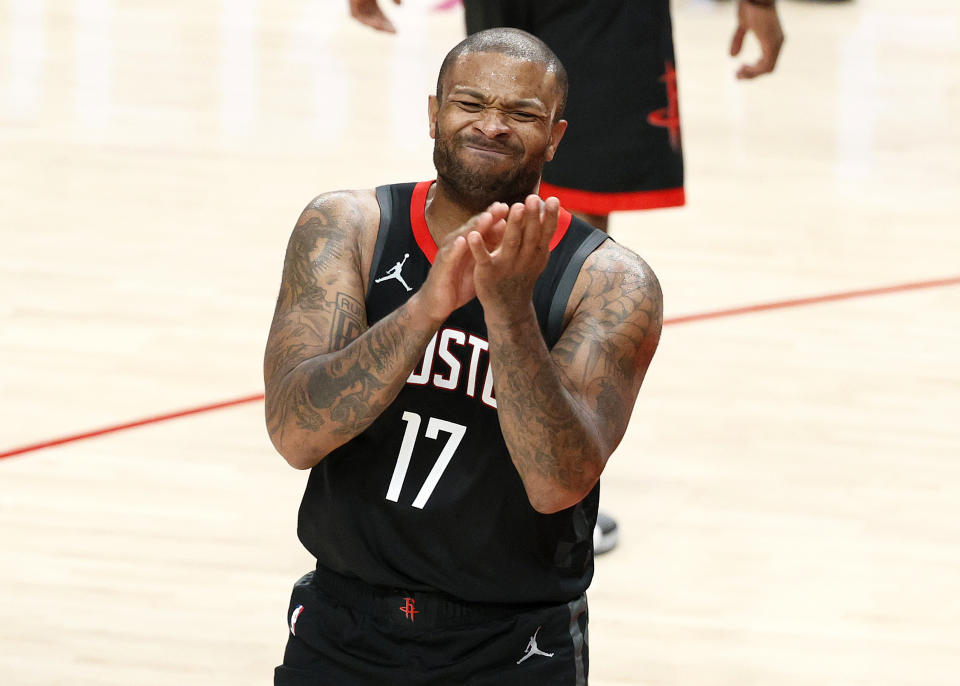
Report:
464,0,685,214
274,568,589,685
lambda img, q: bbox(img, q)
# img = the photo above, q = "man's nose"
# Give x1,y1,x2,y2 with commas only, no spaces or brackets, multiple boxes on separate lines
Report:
474,108,511,137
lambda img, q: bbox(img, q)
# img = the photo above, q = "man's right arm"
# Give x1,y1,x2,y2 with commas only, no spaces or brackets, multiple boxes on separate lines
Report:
263,191,440,469
264,192,508,470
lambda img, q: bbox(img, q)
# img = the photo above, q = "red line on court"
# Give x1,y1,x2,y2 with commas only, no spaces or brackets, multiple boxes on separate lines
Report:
2,275,958,461
0,394,265,460
664,275,960,326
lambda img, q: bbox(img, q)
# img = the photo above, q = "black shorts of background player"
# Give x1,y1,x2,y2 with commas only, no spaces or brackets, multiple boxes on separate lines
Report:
264,28,661,684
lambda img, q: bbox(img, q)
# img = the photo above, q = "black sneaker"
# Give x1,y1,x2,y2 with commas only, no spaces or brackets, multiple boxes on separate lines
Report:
593,512,619,555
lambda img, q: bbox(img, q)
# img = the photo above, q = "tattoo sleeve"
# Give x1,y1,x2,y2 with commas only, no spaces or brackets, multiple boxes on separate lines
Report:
487,246,662,512
263,193,437,468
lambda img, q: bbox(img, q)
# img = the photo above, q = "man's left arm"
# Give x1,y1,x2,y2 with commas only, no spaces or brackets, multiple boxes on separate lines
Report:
469,198,662,514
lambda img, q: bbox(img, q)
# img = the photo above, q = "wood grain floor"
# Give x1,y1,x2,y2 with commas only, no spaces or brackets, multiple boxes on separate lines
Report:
1,0,958,684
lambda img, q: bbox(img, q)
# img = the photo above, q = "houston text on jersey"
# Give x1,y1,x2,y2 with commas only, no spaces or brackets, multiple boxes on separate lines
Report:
406,328,496,409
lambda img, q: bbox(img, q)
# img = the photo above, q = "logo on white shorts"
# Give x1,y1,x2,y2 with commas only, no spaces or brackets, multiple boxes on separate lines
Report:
290,604,304,635
517,626,555,664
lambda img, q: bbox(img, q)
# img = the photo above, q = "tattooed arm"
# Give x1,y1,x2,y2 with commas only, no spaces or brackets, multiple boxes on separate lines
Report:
265,191,507,469
469,197,662,513
264,190,431,469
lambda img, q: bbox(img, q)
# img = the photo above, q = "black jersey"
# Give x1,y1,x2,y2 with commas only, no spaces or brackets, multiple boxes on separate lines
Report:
296,181,609,605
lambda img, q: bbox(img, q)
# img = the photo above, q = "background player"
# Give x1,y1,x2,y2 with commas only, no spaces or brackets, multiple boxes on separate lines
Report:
264,28,661,684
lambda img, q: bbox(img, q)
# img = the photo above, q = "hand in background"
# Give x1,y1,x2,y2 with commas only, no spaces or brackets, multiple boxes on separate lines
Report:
349,0,402,34
730,0,785,80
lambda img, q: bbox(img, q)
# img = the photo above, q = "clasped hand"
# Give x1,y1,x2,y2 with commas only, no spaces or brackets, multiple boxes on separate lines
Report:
419,195,561,325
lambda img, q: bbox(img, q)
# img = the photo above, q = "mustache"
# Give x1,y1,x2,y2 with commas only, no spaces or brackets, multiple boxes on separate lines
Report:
456,135,521,155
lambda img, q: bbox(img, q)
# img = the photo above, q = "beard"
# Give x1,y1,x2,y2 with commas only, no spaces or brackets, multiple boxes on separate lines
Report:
433,128,546,214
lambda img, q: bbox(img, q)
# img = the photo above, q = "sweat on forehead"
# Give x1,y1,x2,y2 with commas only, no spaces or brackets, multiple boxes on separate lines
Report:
436,28,568,117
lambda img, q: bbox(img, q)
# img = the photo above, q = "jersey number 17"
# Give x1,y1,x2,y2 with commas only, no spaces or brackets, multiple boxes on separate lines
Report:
384,411,466,509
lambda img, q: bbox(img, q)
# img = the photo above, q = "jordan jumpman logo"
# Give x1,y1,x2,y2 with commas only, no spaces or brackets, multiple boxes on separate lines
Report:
516,626,555,664
375,253,412,292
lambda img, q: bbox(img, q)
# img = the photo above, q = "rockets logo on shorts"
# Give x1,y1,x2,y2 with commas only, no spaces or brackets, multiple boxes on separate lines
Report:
400,597,418,622
646,61,681,152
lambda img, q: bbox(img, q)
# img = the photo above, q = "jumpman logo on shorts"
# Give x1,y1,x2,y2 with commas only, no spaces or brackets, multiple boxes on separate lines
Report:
516,626,555,664
375,253,412,292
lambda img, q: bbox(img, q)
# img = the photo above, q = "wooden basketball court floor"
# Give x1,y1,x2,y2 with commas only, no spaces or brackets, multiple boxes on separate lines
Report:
1,0,958,684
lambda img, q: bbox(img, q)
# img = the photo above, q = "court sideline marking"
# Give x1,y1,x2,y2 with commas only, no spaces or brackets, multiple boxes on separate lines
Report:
2,275,958,460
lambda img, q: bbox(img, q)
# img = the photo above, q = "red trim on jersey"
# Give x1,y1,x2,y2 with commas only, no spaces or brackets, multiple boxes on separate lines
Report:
411,181,572,263
410,181,437,262
539,182,686,215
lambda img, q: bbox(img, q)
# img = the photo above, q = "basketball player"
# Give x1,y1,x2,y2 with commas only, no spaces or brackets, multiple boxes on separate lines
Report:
264,29,661,685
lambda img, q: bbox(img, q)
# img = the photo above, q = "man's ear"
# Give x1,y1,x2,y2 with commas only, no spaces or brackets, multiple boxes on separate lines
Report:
428,95,439,139
544,119,568,162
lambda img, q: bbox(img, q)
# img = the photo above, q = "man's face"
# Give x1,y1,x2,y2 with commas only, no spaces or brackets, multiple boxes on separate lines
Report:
429,51,567,213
